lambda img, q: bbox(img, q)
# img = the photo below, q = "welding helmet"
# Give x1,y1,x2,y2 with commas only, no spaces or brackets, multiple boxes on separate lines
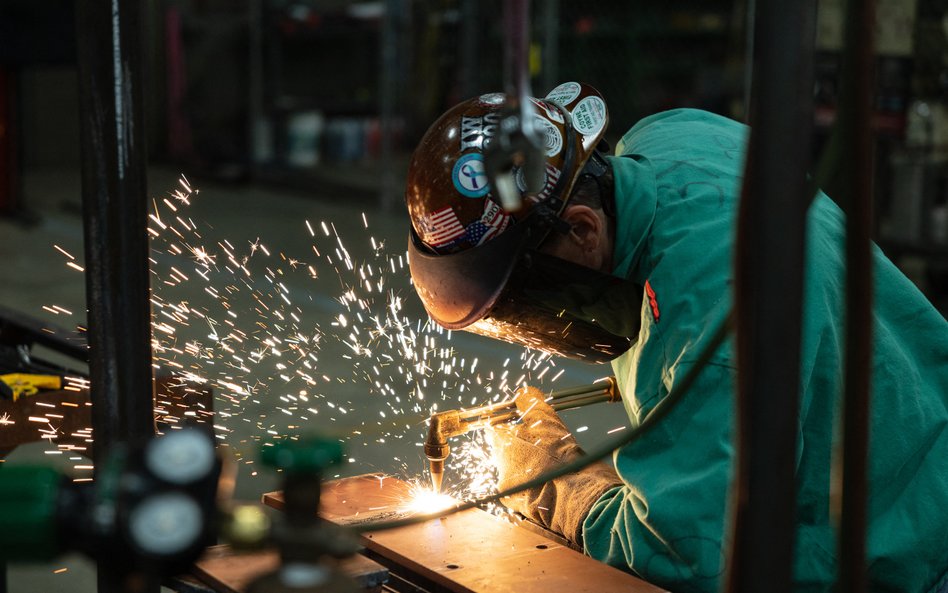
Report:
406,83,638,363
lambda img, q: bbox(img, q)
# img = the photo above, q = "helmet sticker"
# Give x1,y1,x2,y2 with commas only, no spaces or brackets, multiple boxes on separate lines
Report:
478,93,505,105
571,96,607,136
531,98,565,124
545,82,582,106
460,112,501,151
465,200,511,246
420,206,466,247
517,163,562,203
452,153,491,198
534,115,563,157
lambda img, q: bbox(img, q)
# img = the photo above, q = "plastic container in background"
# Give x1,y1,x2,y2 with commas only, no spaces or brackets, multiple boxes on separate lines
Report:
286,111,325,168
932,196,948,246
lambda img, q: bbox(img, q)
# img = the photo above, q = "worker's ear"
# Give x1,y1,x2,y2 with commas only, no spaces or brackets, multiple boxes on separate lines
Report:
561,204,604,255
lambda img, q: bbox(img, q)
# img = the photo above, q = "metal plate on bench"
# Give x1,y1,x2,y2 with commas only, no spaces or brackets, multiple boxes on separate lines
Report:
264,474,667,593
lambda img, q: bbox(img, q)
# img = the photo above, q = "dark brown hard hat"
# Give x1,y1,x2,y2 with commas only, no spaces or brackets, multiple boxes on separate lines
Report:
405,83,609,255
405,83,633,363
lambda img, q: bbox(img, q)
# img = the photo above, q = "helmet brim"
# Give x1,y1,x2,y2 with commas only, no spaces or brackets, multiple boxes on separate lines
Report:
408,211,544,329
408,216,638,362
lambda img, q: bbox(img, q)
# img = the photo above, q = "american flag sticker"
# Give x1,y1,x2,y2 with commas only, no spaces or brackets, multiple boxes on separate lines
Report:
465,200,511,246
420,206,466,247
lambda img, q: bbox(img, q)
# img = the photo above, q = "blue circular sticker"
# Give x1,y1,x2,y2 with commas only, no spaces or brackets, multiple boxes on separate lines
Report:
452,153,490,198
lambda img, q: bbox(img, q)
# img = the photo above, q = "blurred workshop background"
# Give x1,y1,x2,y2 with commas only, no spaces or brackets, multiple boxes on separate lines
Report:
2,0,947,292
0,0,946,590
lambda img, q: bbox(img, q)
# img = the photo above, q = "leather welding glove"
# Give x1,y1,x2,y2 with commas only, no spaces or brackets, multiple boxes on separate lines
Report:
487,386,623,547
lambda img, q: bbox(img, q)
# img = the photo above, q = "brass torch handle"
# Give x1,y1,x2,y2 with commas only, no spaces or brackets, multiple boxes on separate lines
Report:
459,377,621,428
548,377,620,406
552,393,616,413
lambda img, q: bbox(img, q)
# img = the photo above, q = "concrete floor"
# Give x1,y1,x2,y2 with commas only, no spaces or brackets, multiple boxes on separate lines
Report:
1,164,614,592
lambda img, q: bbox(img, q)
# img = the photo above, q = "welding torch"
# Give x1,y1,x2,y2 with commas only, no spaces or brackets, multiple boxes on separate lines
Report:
424,377,621,493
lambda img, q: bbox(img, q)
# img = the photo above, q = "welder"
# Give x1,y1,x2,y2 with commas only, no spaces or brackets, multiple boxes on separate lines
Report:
404,83,948,593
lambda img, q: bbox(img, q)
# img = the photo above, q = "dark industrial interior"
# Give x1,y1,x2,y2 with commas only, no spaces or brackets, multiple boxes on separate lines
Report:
0,1,946,592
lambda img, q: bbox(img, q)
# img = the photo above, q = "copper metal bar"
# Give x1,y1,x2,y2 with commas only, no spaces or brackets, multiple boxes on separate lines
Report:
264,475,669,593
729,0,816,591
189,545,388,593
0,373,211,460
0,389,92,459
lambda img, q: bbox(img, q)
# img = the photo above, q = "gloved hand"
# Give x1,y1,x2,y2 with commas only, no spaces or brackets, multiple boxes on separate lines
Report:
488,386,623,547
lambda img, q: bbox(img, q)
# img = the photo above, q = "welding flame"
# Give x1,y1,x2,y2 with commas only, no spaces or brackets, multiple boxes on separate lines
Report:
401,485,457,515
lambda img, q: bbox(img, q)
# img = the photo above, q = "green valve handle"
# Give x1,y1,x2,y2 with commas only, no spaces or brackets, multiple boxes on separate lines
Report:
0,466,63,561
261,436,344,475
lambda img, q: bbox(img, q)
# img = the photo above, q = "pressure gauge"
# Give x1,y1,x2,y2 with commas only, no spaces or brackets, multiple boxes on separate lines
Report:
145,429,215,485
128,492,203,556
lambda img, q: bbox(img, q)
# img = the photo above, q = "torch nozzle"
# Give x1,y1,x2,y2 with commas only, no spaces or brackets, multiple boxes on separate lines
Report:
424,410,458,495
428,459,444,494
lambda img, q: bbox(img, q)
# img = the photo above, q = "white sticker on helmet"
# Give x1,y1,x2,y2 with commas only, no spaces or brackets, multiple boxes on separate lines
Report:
534,115,563,157
531,98,565,124
478,92,505,105
516,163,562,203
545,82,582,106
571,96,606,136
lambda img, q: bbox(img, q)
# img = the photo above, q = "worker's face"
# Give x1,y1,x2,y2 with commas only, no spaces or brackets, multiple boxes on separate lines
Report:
540,205,613,273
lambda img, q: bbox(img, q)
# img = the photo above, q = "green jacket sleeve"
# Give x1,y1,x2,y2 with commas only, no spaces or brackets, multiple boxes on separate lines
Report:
583,360,735,593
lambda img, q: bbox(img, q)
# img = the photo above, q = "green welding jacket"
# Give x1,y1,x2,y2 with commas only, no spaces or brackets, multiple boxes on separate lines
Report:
581,108,948,593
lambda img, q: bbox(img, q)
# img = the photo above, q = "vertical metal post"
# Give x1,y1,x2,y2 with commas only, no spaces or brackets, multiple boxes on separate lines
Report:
248,0,266,173
379,0,402,211
835,0,876,589
75,0,155,589
728,0,816,592
502,0,531,101
0,67,16,216
539,0,559,93
741,0,756,122
459,0,479,98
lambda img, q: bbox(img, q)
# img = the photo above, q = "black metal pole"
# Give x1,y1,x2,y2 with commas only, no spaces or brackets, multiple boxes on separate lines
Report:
835,0,876,589
75,0,155,589
502,0,530,101
728,0,816,592
459,0,480,99
540,0,559,93
379,0,401,211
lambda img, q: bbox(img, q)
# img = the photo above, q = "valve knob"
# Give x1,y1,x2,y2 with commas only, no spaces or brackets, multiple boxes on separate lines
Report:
0,466,62,561
261,437,343,475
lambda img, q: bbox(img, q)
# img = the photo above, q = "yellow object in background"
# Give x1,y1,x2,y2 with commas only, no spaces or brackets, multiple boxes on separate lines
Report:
0,374,63,401
529,42,542,77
